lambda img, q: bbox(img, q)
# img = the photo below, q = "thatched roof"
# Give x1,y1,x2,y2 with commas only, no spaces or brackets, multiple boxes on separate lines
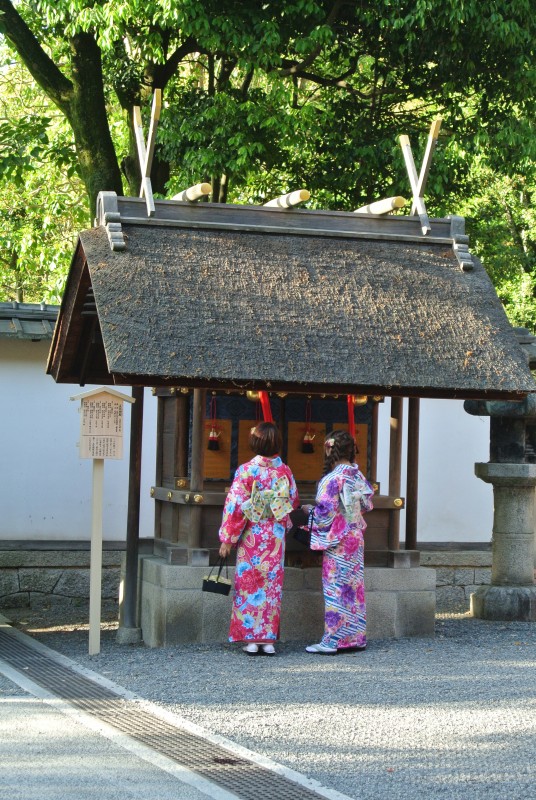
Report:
47,194,535,400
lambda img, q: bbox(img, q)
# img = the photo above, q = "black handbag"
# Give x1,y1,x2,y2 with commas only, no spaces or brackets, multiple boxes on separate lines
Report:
202,557,232,595
289,507,314,548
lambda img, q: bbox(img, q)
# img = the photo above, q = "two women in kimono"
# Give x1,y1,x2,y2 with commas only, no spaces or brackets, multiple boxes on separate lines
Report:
218,424,373,656
218,422,299,655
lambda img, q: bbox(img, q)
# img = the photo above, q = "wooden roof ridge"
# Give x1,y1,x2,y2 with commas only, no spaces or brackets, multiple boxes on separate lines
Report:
95,191,473,272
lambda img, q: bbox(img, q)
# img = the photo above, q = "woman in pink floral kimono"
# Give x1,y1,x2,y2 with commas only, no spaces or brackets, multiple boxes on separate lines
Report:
218,422,299,656
304,430,374,655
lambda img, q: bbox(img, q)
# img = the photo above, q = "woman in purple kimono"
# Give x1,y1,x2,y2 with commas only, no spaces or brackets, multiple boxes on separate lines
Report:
305,430,374,655
219,422,299,656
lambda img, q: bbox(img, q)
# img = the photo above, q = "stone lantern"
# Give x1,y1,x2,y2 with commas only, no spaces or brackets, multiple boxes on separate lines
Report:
465,336,536,620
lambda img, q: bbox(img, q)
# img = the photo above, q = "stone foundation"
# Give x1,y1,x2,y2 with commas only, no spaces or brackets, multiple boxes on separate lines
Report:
138,556,436,646
0,543,493,626
419,550,492,613
0,545,123,610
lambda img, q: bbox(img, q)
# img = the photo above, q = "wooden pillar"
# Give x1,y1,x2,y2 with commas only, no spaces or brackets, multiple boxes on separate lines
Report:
176,394,189,478
388,396,404,550
189,388,206,548
370,400,379,484
279,395,287,462
119,385,144,633
154,393,164,538
405,397,420,550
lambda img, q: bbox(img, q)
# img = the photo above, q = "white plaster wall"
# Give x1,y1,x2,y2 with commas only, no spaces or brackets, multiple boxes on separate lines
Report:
376,398,493,542
0,339,157,541
1,339,494,543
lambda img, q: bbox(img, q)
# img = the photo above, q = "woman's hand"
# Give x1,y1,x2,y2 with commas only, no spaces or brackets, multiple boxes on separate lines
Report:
219,542,232,558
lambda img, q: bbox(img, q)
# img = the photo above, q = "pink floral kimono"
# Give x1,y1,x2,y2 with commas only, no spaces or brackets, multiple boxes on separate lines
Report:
219,455,299,643
310,463,374,650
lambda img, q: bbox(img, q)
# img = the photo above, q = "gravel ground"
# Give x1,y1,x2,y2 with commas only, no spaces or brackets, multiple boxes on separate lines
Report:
4,606,536,800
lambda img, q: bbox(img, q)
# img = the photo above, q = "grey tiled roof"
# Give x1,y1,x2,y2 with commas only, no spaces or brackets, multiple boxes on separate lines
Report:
0,302,58,340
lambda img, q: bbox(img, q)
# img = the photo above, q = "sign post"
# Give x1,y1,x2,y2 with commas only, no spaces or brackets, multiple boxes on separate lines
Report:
71,387,135,655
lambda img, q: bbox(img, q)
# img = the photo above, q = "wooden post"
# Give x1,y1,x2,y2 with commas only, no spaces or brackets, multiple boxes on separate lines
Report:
71,387,134,653
370,400,379,484
399,135,431,235
133,89,162,218
279,395,287,463
89,458,104,655
144,90,162,178
354,196,407,215
264,190,310,208
172,183,212,202
154,395,164,538
177,393,190,479
119,386,144,636
133,108,155,217
388,396,404,550
411,119,442,215
189,388,206,548
405,397,420,551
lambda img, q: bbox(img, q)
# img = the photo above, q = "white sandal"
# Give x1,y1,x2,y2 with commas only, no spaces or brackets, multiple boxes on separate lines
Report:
260,644,275,656
243,643,259,655
305,643,337,655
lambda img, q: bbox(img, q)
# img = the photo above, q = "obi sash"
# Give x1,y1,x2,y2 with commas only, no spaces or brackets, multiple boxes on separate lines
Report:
242,476,293,522
339,475,374,524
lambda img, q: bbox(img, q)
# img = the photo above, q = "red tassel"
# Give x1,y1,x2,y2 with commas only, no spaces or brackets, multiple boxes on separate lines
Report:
347,395,356,439
259,391,273,422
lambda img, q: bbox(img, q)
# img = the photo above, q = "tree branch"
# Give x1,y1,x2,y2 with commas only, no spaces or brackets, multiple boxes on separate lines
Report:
279,0,344,77
240,66,255,97
279,61,368,98
153,36,199,89
0,0,73,111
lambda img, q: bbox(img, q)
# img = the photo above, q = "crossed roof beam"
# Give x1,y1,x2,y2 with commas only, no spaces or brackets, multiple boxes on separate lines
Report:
133,90,442,233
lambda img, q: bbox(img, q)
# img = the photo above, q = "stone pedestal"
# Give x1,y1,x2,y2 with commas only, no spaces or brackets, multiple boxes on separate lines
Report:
471,462,536,621
116,625,142,644
138,556,436,647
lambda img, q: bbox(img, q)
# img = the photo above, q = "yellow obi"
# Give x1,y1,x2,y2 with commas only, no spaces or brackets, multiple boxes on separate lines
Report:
242,476,293,522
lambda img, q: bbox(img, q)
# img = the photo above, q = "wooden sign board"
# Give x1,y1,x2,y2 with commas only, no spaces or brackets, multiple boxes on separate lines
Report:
79,392,125,459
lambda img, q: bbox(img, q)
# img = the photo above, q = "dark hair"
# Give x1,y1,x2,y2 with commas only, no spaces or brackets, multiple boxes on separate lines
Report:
323,430,357,475
249,422,282,457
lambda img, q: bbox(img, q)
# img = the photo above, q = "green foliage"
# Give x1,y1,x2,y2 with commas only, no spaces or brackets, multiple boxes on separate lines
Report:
0,51,87,303
0,0,535,324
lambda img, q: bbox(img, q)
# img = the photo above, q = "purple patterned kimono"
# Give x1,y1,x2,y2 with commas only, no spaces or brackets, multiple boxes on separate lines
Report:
219,455,299,643
310,463,374,650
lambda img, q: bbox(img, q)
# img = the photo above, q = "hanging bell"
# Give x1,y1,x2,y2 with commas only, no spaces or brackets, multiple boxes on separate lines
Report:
301,430,315,454
207,427,220,451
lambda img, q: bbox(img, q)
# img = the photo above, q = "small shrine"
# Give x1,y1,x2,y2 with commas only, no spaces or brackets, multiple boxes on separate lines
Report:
46,110,535,644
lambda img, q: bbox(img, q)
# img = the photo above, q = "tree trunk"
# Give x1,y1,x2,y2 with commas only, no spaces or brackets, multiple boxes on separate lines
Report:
0,0,123,219
66,33,124,218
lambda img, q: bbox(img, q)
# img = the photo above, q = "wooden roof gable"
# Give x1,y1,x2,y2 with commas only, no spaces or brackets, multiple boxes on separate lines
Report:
47,193,535,399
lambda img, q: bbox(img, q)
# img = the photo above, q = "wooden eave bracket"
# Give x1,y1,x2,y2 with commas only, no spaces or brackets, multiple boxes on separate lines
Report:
95,191,126,252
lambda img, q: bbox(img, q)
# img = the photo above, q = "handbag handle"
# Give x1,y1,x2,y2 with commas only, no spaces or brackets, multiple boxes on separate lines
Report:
207,556,229,582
